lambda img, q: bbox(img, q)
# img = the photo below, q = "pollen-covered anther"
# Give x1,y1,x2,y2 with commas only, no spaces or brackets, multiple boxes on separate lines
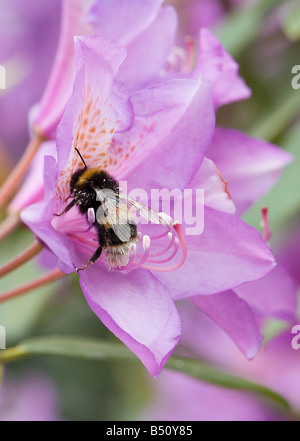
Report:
126,243,137,267
158,212,173,227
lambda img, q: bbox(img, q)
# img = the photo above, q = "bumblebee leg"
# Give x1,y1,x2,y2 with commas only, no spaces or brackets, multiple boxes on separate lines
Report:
54,199,76,216
76,246,103,272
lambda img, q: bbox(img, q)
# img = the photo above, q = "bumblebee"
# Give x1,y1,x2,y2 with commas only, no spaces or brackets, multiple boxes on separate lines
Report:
55,149,171,271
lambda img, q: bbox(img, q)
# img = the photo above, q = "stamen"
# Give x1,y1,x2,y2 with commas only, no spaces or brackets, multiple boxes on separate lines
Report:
123,235,151,270
123,223,187,272
126,243,137,267
147,238,180,264
261,206,271,242
0,268,66,303
0,136,43,210
148,228,171,241
0,240,44,278
0,212,21,243
183,35,196,72
158,212,173,227
148,231,175,258
140,235,151,264
141,223,187,272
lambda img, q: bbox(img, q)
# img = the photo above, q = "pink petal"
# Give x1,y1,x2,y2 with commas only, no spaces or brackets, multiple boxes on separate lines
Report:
277,226,300,287
191,291,262,359
120,6,177,92
192,28,251,108
174,0,224,41
55,34,133,204
21,155,77,274
208,128,293,214
190,156,236,214
114,77,215,192
79,266,181,377
234,264,298,321
155,206,275,299
33,0,93,137
89,0,164,46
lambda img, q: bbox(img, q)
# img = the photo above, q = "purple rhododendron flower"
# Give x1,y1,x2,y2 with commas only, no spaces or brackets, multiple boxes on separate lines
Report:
19,29,291,377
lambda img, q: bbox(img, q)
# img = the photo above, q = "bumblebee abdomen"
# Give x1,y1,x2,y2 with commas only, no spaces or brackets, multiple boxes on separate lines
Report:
95,222,137,247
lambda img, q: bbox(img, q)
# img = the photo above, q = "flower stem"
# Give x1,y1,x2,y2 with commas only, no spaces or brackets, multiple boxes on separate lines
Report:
0,240,44,278
0,267,66,303
0,212,21,243
0,346,28,363
0,136,43,210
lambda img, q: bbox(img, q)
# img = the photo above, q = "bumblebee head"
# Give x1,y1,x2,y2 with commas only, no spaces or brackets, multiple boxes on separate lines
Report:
70,168,87,193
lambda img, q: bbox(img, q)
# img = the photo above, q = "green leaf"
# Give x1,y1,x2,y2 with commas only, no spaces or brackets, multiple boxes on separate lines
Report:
249,91,300,142
281,1,300,41
243,123,300,230
166,357,290,411
214,0,283,57
0,364,4,385
0,335,291,412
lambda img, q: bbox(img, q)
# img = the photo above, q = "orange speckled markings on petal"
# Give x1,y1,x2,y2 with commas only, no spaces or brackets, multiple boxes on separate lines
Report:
55,84,116,204
107,123,156,175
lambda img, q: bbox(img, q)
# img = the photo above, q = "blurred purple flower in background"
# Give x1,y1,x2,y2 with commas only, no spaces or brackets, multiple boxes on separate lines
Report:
142,369,281,421
0,371,61,421
0,0,60,162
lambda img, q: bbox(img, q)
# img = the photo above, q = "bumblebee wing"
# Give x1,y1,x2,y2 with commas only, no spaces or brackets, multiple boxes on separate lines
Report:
119,193,173,227
94,187,132,243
